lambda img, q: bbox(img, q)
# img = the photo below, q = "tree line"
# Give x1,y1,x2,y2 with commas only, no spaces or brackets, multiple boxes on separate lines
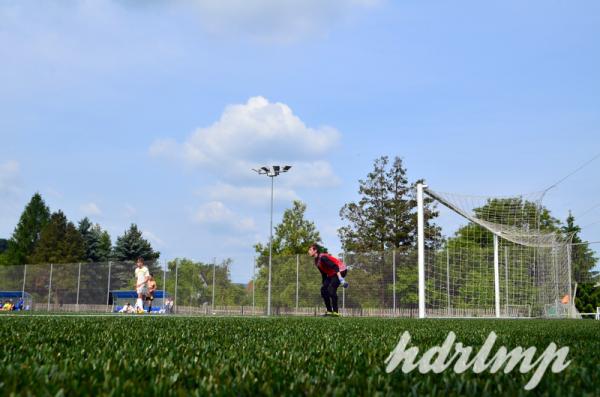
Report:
0,193,159,266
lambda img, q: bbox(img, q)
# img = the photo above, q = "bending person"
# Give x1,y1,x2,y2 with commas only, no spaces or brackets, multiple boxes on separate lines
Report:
308,243,348,317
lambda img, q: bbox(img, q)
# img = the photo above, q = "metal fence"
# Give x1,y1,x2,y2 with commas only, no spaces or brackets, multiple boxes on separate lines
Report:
0,251,418,317
0,245,595,317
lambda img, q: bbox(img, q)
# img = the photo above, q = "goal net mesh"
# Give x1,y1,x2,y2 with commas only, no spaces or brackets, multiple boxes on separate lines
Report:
423,187,572,318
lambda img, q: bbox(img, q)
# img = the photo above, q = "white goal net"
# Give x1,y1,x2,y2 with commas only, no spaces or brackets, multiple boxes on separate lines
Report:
417,184,574,318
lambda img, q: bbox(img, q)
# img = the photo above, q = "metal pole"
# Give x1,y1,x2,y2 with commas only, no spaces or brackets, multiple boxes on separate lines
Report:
163,259,167,303
493,235,500,318
446,247,450,316
174,260,179,314
21,264,27,300
505,246,509,315
553,248,559,315
106,261,112,312
268,175,274,316
47,263,53,312
295,254,299,314
252,257,256,316
567,243,573,318
392,250,396,313
417,183,426,318
76,263,81,311
341,253,345,312
212,257,216,313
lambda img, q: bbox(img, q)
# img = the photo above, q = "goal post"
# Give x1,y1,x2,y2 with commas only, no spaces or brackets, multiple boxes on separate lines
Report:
416,183,573,318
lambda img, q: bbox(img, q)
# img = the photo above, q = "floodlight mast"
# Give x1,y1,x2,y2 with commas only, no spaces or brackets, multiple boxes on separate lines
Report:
252,165,291,316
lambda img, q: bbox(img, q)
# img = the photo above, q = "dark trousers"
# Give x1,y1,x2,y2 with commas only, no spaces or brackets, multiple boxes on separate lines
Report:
321,270,347,313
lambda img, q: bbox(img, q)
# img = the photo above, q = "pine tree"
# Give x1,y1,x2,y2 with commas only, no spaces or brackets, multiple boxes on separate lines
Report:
78,218,112,262
338,156,441,308
113,224,160,261
5,193,51,264
29,211,85,264
338,156,440,252
562,211,597,282
96,227,112,262
109,224,160,291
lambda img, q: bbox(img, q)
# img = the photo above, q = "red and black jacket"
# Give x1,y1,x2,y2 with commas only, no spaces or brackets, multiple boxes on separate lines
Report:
315,253,347,277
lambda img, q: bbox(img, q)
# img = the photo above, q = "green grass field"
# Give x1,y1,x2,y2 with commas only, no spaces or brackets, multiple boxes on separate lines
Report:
0,315,598,396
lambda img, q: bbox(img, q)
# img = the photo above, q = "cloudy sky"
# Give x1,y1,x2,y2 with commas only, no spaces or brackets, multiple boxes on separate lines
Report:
1,0,599,282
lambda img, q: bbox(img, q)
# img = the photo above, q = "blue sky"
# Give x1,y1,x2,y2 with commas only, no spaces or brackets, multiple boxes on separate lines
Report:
1,0,599,282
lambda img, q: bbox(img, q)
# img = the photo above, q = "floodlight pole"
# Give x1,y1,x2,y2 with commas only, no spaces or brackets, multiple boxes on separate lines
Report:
268,175,274,316
253,165,291,316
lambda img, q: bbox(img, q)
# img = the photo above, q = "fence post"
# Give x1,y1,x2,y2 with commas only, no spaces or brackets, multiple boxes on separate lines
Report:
446,247,450,316
163,259,167,306
493,234,500,318
252,257,256,316
341,253,345,312
76,263,81,311
392,250,396,313
504,246,509,315
47,263,53,312
295,254,299,314
567,243,573,316
174,260,179,314
21,264,27,301
106,261,112,312
212,257,216,314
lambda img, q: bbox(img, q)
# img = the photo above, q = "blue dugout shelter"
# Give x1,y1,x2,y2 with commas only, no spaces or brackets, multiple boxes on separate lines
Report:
0,291,32,311
110,290,170,313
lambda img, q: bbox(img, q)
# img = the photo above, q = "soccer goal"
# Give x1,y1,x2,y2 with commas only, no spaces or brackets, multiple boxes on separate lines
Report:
416,183,574,318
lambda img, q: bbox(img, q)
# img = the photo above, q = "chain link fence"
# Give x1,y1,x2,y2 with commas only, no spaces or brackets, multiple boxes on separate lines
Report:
0,245,596,317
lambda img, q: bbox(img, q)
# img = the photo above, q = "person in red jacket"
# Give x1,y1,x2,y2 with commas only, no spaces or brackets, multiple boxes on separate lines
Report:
308,243,348,317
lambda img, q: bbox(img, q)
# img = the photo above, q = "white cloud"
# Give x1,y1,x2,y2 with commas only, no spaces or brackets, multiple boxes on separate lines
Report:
45,188,64,199
80,202,102,216
143,230,165,248
201,182,299,206
285,161,341,188
193,201,256,232
180,0,382,43
0,160,20,197
150,96,341,187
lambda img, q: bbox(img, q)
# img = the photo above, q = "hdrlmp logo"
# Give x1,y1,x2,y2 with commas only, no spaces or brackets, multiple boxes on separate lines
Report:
385,331,570,390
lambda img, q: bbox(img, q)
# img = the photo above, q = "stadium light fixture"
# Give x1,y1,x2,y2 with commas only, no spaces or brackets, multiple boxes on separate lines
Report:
252,165,292,316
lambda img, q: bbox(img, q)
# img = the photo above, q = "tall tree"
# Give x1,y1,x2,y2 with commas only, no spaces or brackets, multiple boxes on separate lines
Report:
110,224,160,291
253,201,321,308
562,211,597,282
338,156,440,253
113,224,160,261
337,156,441,308
0,238,8,266
4,193,51,265
78,217,112,262
29,210,85,264
254,200,321,260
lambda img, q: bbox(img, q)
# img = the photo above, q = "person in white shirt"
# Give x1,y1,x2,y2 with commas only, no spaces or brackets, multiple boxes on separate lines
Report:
134,257,150,311
119,302,134,313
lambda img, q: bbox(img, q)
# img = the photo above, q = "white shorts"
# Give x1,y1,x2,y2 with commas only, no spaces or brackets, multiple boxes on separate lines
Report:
136,286,148,296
